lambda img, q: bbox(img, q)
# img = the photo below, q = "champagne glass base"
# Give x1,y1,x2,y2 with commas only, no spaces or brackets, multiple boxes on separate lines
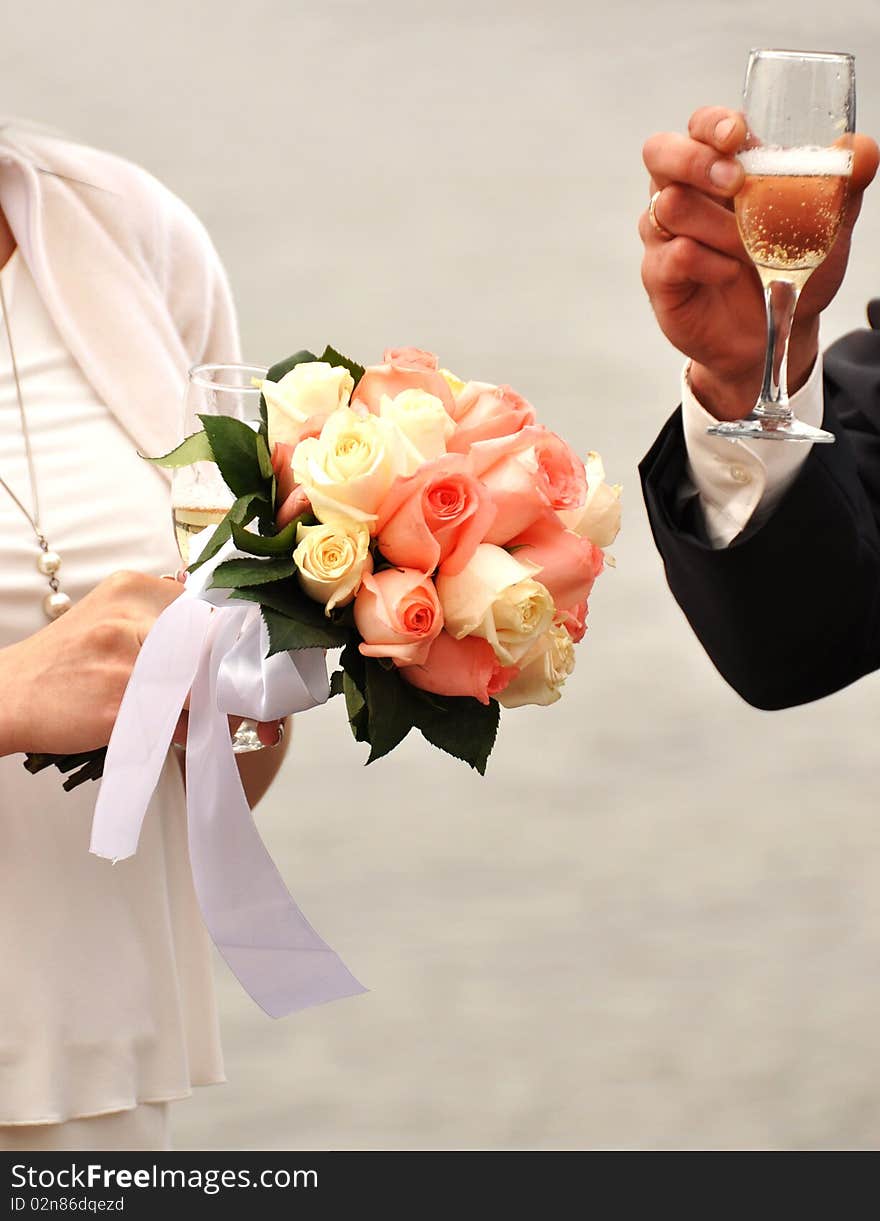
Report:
707,414,835,444
231,719,266,753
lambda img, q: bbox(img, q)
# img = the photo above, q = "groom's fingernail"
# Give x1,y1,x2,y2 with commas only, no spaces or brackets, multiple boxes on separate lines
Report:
709,158,740,190
715,117,737,144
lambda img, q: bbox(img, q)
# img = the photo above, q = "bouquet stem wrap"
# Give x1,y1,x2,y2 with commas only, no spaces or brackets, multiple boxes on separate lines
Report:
89,537,366,1018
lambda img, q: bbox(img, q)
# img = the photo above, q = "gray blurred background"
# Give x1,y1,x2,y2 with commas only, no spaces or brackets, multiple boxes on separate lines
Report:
5,0,880,1150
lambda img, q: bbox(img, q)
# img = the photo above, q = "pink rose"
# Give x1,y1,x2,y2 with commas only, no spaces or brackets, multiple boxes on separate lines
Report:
272,441,313,527
557,599,588,643
353,349,456,417
376,455,496,577
447,382,536,451
276,485,312,529
382,347,439,371
354,568,444,666
507,514,603,611
534,431,587,512
271,442,298,503
400,631,518,705
466,428,548,545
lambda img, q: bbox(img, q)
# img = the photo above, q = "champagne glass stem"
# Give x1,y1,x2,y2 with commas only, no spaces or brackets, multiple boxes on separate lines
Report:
756,278,801,425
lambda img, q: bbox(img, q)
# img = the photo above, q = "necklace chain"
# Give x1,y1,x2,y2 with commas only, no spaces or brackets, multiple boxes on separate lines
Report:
0,262,71,618
0,274,43,539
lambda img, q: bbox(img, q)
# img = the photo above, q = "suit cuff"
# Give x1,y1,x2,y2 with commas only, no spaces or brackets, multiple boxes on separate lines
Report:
680,356,824,547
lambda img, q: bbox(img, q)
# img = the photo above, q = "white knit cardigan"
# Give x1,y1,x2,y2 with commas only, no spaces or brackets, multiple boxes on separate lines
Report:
0,127,241,467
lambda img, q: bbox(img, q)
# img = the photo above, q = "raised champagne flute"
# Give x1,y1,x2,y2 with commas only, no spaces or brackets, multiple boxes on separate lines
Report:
173,363,269,753
708,49,854,443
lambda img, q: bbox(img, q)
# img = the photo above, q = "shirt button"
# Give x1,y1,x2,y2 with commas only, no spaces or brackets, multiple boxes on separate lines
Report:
730,465,751,484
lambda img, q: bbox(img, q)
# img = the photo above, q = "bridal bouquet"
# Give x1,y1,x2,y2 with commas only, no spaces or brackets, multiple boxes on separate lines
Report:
169,345,619,772
29,345,620,784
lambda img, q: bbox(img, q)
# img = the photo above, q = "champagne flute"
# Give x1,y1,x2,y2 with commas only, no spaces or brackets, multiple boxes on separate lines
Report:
173,362,268,753
708,49,855,443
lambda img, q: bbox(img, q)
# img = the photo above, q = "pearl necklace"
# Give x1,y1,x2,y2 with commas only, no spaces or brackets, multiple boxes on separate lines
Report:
0,265,71,620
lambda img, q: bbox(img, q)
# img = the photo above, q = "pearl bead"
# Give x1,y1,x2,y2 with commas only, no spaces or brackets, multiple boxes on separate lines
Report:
37,548,62,576
43,590,72,619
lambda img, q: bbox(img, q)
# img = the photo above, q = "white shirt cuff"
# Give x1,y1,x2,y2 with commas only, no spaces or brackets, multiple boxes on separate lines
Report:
680,356,824,548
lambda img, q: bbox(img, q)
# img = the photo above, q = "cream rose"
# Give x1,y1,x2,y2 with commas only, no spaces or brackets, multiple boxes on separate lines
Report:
263,361,355,448
558,452,621,548
498,624,576,708
379,388,455,472
439,368,467,397
293,517,373,614
291,408,404,527
435,543,556,666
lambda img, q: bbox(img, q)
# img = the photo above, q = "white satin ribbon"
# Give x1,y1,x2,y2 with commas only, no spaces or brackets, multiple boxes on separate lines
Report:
90,533,366,1018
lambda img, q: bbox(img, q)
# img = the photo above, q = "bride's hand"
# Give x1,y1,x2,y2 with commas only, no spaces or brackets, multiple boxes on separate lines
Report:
0,570,185,756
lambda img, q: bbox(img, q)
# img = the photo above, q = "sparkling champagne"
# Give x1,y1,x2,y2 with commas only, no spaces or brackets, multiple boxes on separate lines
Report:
172,505,228,564
736,146,852,287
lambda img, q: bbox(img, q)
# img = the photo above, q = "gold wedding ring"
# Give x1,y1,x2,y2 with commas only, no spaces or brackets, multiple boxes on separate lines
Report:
648,190,674,241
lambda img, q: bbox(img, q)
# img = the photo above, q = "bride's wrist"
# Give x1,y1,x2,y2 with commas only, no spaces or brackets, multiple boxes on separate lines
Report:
0,645,27,756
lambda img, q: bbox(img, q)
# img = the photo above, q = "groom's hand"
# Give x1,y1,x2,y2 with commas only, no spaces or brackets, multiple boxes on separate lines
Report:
639,106,879,420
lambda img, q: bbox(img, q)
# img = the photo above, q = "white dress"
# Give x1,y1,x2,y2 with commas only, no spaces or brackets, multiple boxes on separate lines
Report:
0,250,224,1124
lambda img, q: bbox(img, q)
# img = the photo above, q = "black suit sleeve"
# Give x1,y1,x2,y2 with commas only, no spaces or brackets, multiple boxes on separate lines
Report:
639,324,880,710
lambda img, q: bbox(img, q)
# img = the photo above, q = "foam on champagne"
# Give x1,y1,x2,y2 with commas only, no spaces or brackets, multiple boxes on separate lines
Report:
738,145,853,177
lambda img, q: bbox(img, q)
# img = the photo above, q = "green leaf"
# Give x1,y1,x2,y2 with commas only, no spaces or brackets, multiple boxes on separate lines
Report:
413,692,500,776
337,642,370,742
363,658,415,763
256,432,275,481
343,670,370,742
230,519,299,558
143,430,213,468
199,415,268,499
319,344,365,388
265,349,319,385
186,492,266,573
329,670,345,697
210,557,299,589
232,577,321,618
261,606,350,653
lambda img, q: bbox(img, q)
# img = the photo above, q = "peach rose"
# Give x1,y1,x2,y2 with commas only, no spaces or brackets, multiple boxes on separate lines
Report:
382,347,439,371
271,441,312,527
435,543,555,667
557,452,622,548
466,428,548,545
447,382,536,451
507,514,603,611
352,349,456,417
271,441,298,503
376,454,496,577
276,485,312,528
354,568,444,666
400,631,518,705
534,431,587,512
556,599,588,644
